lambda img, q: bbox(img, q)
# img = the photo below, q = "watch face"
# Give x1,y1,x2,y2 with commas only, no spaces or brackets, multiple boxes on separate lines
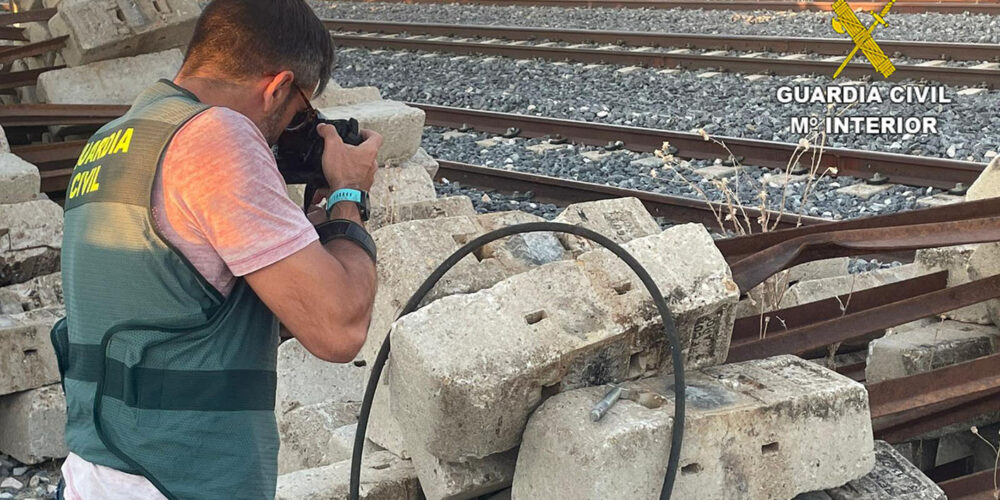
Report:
360,191,371,221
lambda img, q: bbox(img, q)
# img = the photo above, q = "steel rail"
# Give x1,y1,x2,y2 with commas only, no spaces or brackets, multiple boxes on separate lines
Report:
939,469,997,500
0,7,55,25
0,26,25,41
0,65,63,90
728,216,1000,292
730,270,948,342
0,103,128,127
718,197,1000,263
346,0,1000,14
0,103,985,191
325,19,1000,62
727,272,1000,362
868,352,1000,442
437,160,827,231
334,34,1000,88
415,103,985,189
0,35,67,65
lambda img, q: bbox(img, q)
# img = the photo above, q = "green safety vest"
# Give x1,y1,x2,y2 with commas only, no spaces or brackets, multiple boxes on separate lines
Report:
50,79,280,500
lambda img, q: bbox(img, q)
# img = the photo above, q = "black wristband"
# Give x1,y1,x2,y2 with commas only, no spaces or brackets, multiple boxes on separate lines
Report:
316,219,377,263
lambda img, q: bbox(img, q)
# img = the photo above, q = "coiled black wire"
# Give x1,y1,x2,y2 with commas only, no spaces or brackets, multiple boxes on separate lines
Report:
350,222,686,499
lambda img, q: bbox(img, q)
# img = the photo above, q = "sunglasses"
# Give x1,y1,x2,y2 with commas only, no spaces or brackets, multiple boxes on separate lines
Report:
286,84,317,132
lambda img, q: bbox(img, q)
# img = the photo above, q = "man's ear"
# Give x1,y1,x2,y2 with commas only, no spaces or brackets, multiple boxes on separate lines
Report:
262,70,295,113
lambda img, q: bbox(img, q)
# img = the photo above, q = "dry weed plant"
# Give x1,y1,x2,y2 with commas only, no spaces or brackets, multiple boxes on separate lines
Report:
652,102,858,340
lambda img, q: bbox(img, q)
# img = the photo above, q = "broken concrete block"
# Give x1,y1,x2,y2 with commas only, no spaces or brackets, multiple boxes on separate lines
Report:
277,403,361,475
866,320,1000,383
0,272,62,315
36,49,183,105
361,211,567,364
778,264,922,309
0,308,62,396
795,441,944,499
275,451,421,500
48,0,200,67
0,153,41,205
387,147,439,179
313,86,382,109
275,338,365,416
552,197,660,253
318,101,425,165
389,224,738,462
363,211,567,457
409,446,516,500
0,199,63,287
369,196,476,233
0,384,67,464
512,355,874,499
966,154,1000,201
915,245,991,324
0,126,9,153
370,163,436,214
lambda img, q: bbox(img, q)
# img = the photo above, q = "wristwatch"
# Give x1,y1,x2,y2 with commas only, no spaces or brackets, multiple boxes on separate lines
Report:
325,188,370,221
315,219,377,263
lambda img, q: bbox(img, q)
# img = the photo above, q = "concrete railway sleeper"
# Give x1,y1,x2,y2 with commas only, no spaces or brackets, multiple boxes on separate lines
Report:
351,222,687,499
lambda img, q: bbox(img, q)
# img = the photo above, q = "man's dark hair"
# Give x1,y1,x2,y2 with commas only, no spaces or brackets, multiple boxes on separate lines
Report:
182,0,335,96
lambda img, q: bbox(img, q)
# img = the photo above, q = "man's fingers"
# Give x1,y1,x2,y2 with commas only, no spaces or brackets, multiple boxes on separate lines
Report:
316,123,346,146
360,129,384,150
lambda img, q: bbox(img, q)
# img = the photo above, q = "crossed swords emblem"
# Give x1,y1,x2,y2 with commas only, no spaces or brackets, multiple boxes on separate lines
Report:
831,0,897,78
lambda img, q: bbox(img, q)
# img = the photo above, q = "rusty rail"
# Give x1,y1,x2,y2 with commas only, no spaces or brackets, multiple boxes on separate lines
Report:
415,104,985,190
0,103,127,127
324,20,1000,62
437,160,826,231
0,65,63,90
0,7,55,25
334,34,1000,88
869,352,1000,443
729,216,1000,292
718,197,1000,263
347,0,1000,14
939,469,997,500
727,273,1000,362
0,36,67,66
730,270,948,342
0,26,25,41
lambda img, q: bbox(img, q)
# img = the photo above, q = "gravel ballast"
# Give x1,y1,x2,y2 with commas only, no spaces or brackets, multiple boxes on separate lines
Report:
332,48,999,162
314,1,1000,43
423,126,945,221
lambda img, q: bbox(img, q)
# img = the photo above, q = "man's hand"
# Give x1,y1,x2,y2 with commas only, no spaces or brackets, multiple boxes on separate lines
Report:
318,124,382,191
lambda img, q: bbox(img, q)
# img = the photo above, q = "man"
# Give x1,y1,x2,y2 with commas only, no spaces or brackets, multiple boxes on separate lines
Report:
50,0,380,498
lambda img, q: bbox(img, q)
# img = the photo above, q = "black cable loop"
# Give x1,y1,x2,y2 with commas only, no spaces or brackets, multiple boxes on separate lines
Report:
350,222,686,500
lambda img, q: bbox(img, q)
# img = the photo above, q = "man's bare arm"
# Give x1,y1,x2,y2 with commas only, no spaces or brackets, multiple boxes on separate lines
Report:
246,202,375,362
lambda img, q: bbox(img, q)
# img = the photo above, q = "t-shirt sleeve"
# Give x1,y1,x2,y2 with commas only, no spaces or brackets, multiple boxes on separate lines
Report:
160,106,318,277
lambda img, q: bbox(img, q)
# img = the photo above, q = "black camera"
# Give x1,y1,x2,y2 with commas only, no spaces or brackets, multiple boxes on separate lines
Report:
274,111,365,209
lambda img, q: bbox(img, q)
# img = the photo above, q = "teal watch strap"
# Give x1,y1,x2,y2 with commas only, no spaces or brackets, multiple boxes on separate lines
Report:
326,188,363,213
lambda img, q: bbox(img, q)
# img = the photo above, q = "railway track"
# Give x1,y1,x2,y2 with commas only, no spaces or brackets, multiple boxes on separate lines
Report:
413,103,985,189
341,0,1000,14
324,20,1000,62
5,103,983,193
330,30,1000,88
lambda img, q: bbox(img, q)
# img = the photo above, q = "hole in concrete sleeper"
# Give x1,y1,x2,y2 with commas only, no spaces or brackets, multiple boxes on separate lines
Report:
762,442,779,454
353,360,366,367
612,281,632,295
681,463,702,475
23,349,37,356
114,8,126,22
524,310,547,325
